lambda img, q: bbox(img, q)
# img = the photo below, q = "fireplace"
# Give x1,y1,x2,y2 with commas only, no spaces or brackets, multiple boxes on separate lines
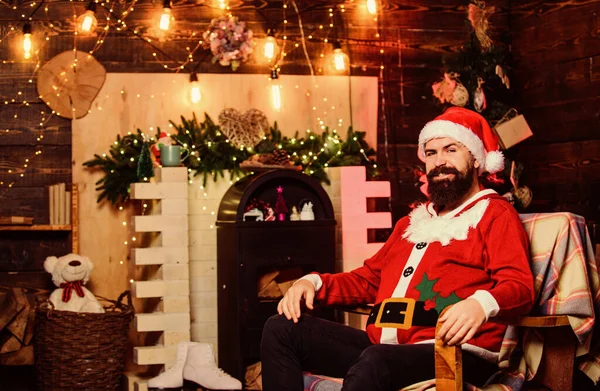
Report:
216,170,338,381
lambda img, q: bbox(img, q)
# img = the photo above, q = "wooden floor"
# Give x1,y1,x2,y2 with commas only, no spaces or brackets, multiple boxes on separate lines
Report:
0,365,36,391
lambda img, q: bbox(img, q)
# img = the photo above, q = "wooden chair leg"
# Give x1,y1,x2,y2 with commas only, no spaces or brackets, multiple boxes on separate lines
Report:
530,326,577,391
435,311,463,391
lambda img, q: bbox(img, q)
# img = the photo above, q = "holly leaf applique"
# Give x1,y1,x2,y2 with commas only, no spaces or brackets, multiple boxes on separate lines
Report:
415,272,464,313
414,272,439,302
434,291,462,313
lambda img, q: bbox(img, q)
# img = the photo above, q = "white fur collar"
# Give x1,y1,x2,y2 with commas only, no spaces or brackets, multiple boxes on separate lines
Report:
402,190,495,246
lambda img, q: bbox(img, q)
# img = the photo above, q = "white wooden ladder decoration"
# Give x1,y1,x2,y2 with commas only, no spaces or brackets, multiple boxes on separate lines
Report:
130,167,190,390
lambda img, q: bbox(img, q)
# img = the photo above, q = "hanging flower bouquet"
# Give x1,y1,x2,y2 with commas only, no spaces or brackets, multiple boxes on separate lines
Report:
202,15,254,71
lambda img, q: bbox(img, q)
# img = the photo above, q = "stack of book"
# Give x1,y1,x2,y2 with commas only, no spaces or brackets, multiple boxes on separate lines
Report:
48,183,71,225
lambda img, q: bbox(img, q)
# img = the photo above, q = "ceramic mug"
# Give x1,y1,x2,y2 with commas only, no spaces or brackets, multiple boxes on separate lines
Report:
160,145,189,167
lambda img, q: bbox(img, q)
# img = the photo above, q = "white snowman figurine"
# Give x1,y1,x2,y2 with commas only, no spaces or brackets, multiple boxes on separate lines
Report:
300,202,315,221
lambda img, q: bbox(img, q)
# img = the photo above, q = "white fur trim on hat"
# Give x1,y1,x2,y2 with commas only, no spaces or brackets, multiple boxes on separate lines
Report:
419,119,492,173
485,150,504,174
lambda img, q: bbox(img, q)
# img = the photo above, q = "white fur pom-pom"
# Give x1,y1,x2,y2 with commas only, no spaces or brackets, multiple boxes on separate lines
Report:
485,150,505,174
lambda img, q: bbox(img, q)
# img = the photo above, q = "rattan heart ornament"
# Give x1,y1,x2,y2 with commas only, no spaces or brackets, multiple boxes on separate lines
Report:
218,108,269,148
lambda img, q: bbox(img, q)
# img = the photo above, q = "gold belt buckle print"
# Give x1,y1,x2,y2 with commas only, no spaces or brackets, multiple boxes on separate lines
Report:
374,297,416,330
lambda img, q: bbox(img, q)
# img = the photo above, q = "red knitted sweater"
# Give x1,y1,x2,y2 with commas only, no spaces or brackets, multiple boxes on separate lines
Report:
314,190,535,354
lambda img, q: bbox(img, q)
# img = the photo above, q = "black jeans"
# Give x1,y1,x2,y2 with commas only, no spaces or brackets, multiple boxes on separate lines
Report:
261,314,498,391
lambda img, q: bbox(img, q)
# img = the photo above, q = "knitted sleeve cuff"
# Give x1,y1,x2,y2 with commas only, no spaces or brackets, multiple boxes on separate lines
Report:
469,290,500,321
296,274,323,291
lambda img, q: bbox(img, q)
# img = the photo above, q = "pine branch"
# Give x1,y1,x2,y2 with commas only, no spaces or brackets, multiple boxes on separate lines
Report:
83,115,378,208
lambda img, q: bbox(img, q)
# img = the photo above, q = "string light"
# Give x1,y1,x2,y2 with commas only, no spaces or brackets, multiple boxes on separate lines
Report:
22,23,32,59
1,0,387,195
189,72,201,104
93,1,202,70
77,1,98,34
10,0,384,76
270,68,282,112
159,0,173,31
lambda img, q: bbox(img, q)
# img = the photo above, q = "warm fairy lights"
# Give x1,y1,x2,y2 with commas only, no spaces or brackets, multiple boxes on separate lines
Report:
1,0,386,194
120,201,147,275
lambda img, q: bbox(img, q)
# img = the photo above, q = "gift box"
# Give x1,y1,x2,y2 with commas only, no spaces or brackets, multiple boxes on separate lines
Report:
494,114,533,149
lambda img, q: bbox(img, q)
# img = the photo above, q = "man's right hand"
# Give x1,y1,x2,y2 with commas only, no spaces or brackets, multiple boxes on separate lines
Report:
277,279,315,323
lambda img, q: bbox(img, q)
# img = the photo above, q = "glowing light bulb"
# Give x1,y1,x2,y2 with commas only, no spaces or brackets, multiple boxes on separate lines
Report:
218,0,228,9
159,1,173,31
77,2,97,34
80,12,96,32
366,0,377,15
270,69,282,112
263,34,278,62
332,42,349,72
22,24,32,60
189,73,201,104
271,84,281,111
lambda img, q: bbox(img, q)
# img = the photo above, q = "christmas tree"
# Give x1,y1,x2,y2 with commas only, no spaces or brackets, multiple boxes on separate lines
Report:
433,1,513,124
137,141,155,181
427,1,535,209
274,186,288,221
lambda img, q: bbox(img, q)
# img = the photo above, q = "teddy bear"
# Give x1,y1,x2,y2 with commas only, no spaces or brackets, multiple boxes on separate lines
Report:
44,253,104,313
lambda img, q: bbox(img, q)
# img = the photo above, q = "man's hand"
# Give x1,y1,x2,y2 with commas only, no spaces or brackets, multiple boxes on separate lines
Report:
277,279,315,323
437,298,486,346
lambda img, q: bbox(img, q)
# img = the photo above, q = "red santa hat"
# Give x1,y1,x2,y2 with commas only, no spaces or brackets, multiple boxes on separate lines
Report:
418,107,504,174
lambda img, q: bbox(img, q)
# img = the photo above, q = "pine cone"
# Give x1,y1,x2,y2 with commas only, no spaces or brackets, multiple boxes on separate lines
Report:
272,149,290,165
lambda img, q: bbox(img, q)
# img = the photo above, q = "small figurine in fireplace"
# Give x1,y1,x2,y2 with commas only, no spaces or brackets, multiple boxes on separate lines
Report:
274,186,289,221
243,208,264,222
300,201,315,221
265,207,276,221
290,206,301,221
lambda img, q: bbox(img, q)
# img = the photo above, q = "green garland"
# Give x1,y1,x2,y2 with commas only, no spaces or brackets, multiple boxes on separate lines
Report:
170,114,252,185
83,129,154,205
83,113,377,207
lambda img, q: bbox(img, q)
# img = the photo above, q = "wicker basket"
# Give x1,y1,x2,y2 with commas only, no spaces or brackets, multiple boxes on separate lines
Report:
34,291,134,391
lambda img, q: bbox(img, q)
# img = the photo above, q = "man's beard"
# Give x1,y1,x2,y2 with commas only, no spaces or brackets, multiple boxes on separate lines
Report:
426,164,475,207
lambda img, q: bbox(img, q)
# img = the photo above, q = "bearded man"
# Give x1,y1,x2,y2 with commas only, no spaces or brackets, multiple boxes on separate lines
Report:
260,107,535,391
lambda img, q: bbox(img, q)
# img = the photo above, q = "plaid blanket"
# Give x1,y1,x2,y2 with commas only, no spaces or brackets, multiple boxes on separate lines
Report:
476,212,600,391
303,212,600,391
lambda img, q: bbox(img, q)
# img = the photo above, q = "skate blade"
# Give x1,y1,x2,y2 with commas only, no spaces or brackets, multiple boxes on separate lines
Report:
183,379,241,391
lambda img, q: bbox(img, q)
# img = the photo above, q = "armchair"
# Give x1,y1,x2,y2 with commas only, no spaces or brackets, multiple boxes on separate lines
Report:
302,212,600,391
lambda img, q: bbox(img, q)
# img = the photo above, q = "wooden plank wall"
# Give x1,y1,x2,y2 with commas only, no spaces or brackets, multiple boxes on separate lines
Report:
1,0,597,271
511,0,600,239
0,0,509,261
0,60,72,273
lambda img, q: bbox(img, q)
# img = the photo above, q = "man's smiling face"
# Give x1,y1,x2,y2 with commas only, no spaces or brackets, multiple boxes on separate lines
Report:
424,137,479,206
